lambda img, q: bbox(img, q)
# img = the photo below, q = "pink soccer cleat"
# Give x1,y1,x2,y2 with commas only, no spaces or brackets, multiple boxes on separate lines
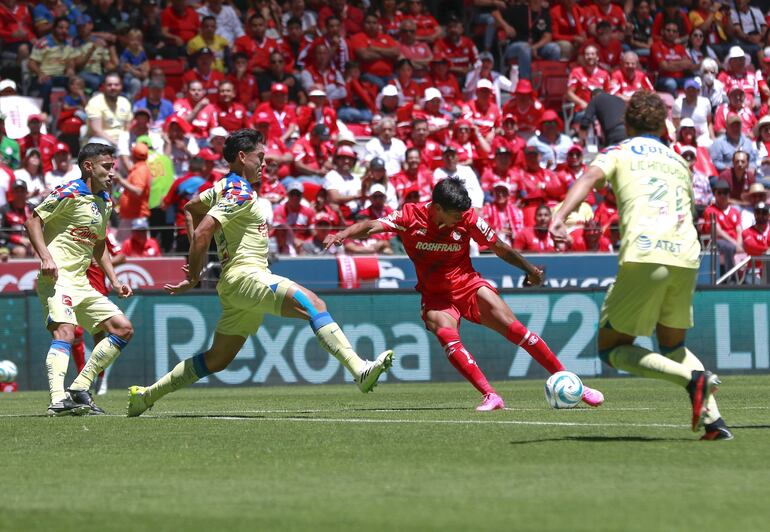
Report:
476,392,505,411
581,386,604,407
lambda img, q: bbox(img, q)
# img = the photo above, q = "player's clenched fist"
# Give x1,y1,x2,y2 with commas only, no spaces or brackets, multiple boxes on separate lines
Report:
524,267,544,287
40,257,58,281
323,234,343,250
114,282,133,299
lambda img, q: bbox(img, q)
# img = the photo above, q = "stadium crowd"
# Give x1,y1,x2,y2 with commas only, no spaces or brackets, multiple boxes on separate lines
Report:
1,0,770,271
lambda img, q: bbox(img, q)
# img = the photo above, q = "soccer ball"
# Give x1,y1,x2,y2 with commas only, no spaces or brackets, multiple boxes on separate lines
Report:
0,360,18,383
544,371,583,409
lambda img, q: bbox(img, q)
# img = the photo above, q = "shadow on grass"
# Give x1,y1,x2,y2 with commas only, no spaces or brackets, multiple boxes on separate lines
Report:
729,424,770,430
510,435,692,445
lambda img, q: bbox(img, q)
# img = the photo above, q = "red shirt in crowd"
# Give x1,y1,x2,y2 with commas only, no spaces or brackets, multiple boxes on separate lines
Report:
742,224,770,272
121,234,161,258
161,5,200,43
391,167,434,202
713,103,757,137
291,134,331,175
349,31,399,78
514,227,556,252
650,40,689,77
226,72,259,108
702,204,742,240
182,68,224,95
586,3,626,33
273,202,317,241
214,101,250,132
406,138,444,170
18,132,57,173
719,71,760,107
608,69,654,100
568,65,610,108
502,99,545,136
550,3,587,43
403,12,440,41
433,35,478,74
253,102,299,140
318,4,364,35
463,100,500,140
173,97,218,139
569,228,612,252
482,202,524,243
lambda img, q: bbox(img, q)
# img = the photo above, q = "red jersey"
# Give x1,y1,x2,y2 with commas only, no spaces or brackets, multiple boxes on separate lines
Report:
608,69,654,100
162,172,207,233
550,4,587,42
402,13,440,40
214,101,250,132
18,133,57,173
260,178,287,204
296,104,338,136
121,236,161,258
569,228,612,252
702,204,742,240
161,6,200,42
430,74,463,106
377,202,497,296
433,36,478,74
501,99,544,135
318,5,364,35
586,3,626,32
720,71,760,107
235,35,292,72
391,168,434,202
480,166,519,194
173,98,218,139
713,104,756,137
406,138,444,170
650,41,689,77
482,202,524,245
273,202,316,240
226,73,259,108
399,41,433,68
514,227,556,252
86,233,121,296
567,66,610,108
181,68,224,95
463,100,500,139
0,1,34,44
593,200,617,229
253,101,298,139
742,224,770,271
291,135,331,174
348,31,399,77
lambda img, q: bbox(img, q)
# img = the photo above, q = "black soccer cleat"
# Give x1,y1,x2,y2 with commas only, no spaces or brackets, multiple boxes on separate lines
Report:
67,388,106,415
47,397,91,417
701,418,734,441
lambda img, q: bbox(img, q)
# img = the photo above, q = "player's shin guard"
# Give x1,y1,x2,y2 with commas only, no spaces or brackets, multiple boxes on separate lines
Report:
435,328,494,395
608,344,692,386
46,340,71,403
144,354,212,406
506,321,564,374
70,334,128,392
312,313,366,377
663,345,722,424
72,326,86,373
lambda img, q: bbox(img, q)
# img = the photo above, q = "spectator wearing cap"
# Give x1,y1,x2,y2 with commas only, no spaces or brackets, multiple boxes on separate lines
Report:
18,115,57,174
739,182,768,230
391,147,433,203
173,80,218,144
254,83,299,143
364,117,406,177
44,142,80,190
160,0,201,57
550,0,587,61
514,204,557,252
496,0,560,81
323,145,362,217
182,48,225,96
397,18,433,76
578,88,626,147
0,79,17,97
296,86,339,137
433,145,484,209
13,148,45,204
650,21,695,94
362,157,399,210
702,179,744,274
527,110,572,169
481,146,518,195
462,79,500,145
134,79,174,130
406,117,444,170
116,142,152,241
28,17,77,113
186,15,229,73
501,80,544,139
482,182,524,248
428,54,463,108
359,183,394,224
719,149,756,204
257,51,300,103
274,181,317,255
120,218,161,258
462,53,512,108
729,0,766,61
195,148,227,191
212,81,249,133
714,85,756,138
162,115,199,175
0,179,33,258
555,145,588,195
372,83,400,121
292,123,334,186
234,14,290,76
608,51,654,102
569,219,612,252
566,45,610,112
710,112,758,172
301,43,347,102
70,14,114,93
349,11,400,90
491,113,526,161
673,79,714,144
206,127,230,174
228,53,260,112
85,72,133,149
161,160,207,253
196,0,244,46
516,145,566,226
450,119,491,173
741,201,770,282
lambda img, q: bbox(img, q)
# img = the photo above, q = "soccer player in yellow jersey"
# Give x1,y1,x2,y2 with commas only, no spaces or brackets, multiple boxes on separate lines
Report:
25,143,134,416
550,91,732,441
126,129,394,416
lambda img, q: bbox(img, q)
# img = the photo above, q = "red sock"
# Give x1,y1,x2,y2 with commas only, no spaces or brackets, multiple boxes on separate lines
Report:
506,321,565,374
435,328,494,395
72,326,86,373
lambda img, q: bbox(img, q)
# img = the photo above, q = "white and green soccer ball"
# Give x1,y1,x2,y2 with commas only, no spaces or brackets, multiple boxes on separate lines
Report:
0,360,18,383
545,371,583,409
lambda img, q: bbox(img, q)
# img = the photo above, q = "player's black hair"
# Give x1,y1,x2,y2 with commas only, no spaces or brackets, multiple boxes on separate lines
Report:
77,143,115,171
432,177,472,213
223,129,264,163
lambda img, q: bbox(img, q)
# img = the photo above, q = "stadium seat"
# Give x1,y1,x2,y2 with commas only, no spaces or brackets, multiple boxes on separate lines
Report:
149,59,186,94
531,60,570,111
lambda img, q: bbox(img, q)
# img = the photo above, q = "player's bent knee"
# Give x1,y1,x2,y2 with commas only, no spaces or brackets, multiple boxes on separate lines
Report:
52,324,76,344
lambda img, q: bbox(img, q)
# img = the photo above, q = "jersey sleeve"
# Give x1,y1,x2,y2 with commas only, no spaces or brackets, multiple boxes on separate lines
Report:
206,182,252,229
467,210,498,247
377,205,410,233
590,146,619,189
34,189,68,223
198,187,216,208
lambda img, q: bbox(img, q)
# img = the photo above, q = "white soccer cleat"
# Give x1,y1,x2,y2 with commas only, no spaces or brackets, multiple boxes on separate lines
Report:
126,385,152,417
356,350,394,393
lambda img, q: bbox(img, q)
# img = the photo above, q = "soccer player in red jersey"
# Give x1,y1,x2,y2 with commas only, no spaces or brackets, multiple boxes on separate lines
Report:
325,177,604,410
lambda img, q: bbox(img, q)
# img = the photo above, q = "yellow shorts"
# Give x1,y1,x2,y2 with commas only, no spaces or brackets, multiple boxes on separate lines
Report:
600,262,697,337
215,269,293,338
37,278,122,334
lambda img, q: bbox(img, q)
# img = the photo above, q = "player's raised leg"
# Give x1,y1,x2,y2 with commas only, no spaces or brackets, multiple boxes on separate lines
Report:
44,323,90,416
475,286,604,407
280,283,393,393
424,309,502,411
68,313,134,414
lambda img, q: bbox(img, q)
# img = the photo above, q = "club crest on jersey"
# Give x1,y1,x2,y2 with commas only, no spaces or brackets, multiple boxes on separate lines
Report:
451,231,461,241
61,295,73,306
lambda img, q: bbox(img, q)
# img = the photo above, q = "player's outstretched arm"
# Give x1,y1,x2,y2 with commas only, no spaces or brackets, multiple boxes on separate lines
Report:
183,196,209,247
94,239,132,298
24,213,58,280
490,238,544,286
549,165,606,243
323,219,388,250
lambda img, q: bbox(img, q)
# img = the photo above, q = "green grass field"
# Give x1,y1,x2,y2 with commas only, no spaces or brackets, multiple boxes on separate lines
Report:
2,376,769,531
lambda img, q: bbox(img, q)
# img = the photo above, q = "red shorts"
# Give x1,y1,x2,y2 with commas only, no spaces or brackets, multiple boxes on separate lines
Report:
420,277,497,326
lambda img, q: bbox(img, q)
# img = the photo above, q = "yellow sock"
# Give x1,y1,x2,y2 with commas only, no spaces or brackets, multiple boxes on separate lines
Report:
70,334,127,392
608,344,692,387
46,340,71,403
145,355,209,405
665,347,721,424
315,322,365,377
